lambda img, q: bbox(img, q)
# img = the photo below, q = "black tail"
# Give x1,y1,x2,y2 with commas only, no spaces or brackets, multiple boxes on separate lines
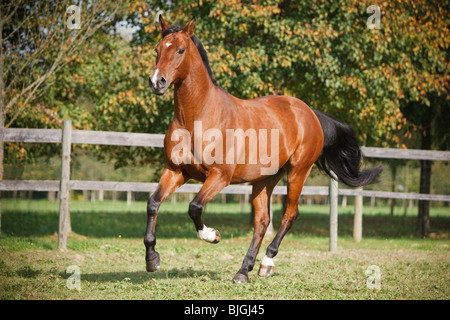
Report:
313,109,383,188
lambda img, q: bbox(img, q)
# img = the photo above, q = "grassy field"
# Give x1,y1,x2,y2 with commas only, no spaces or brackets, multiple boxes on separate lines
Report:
1,199,449,300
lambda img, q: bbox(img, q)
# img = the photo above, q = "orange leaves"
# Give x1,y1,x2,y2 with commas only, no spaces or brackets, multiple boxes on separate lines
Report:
72,73,85,84
7,142,28,162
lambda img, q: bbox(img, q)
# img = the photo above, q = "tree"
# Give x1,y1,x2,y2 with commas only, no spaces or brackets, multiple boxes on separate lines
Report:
1,0,121,178
119,0,447,148
401,94,450,236
5,0,447,236
0,0,122,232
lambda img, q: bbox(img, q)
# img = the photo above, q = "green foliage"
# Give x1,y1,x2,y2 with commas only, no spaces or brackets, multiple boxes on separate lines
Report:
8,0,449,170
2,0,122,166
92,0,449,157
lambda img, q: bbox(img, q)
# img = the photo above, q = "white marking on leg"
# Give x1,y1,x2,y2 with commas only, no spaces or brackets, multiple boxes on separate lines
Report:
261,255,274,267
165,42,172,48
151,68,159,86
258,254,275,277
198,225,217,243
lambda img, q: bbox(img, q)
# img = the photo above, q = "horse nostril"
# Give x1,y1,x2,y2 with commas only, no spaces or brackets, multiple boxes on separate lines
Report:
159,77,166,85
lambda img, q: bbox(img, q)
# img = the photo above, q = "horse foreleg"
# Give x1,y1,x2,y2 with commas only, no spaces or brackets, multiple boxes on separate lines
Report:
145,166,187,272
188,169,231,244
232,171,283,283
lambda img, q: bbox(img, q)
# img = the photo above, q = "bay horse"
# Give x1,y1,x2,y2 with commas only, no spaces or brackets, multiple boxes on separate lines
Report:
145,16,382,283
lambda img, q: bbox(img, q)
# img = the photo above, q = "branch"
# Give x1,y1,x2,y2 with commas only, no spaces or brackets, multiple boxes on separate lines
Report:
0,2,20,29
3,1,119,127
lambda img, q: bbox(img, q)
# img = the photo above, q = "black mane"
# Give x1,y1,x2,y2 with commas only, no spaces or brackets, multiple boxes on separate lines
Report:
162,25,218,86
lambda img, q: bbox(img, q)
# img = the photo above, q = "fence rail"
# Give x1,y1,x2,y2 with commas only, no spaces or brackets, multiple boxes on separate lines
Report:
361,146,450,161
3,127,450,160
0,127,166,147
1,122,449,250
2,180,449,202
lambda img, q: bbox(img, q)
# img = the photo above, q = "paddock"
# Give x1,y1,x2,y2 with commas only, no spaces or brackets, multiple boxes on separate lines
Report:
1,198,449,300
1,125,449,299
1,123,449,249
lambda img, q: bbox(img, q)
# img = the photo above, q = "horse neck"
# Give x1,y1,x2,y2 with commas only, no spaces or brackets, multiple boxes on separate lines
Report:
173,52,216,130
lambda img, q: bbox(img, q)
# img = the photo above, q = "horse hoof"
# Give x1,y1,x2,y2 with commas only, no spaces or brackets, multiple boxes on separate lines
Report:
212,229,221,244
232,272,249,284
198,225,221,244
146,253,161,272
258,255,275,277
258,264,274,277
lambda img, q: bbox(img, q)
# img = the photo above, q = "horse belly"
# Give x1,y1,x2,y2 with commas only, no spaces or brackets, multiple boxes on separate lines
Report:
230,150,290,183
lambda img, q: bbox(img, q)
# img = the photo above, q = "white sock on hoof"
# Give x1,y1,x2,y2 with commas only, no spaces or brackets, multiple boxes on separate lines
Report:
261,255,274,267
258,255,275,277
198,225,217,243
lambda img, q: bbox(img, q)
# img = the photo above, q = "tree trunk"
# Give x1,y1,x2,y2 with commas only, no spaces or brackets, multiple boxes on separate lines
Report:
403,163,409,216
417,108,432,237
418,160,431,237
390,165,397,216
0,11,5,235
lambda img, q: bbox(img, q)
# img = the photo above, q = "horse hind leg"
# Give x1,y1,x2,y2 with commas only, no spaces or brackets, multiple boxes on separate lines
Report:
258,163,313,278
232,170,284,283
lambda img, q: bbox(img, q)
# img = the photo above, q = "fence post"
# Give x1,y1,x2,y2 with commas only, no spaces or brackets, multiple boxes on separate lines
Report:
58,120,72,250
329,171,338,251
127,190,132,206
353,187,363,242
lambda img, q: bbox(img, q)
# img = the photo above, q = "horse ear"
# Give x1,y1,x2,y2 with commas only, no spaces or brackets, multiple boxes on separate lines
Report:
159,14,170,33
183,17,196,36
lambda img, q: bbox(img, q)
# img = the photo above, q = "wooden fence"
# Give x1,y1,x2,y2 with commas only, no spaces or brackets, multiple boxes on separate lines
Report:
1,120,449,250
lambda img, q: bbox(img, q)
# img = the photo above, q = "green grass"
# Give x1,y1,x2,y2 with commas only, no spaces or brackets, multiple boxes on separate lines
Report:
1,199,449,300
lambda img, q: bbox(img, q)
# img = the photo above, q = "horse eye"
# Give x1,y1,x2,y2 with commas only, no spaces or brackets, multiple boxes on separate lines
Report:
178,48,185,54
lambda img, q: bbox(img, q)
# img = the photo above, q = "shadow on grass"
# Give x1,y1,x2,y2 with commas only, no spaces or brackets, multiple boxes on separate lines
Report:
16,266,43,278
61,268,221,284
3,209,450,240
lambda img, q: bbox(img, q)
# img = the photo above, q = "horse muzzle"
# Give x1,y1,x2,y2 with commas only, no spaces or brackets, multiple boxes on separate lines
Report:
149,70,169,95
